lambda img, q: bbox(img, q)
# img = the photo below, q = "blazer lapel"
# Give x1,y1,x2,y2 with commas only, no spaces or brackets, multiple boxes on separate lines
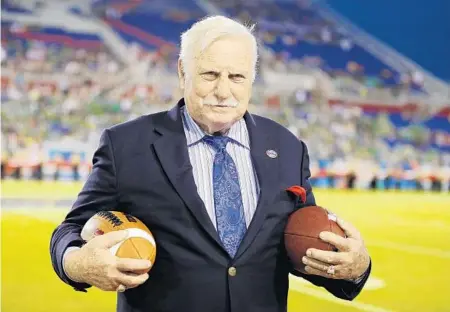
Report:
152,100,225,252
235,112,280,259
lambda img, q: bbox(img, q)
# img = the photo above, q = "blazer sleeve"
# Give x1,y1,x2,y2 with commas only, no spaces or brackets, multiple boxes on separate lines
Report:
49,129,120,292
291,141,372,301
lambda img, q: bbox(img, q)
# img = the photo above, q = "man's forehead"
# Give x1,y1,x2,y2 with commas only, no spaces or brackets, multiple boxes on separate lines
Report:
195,36,253,71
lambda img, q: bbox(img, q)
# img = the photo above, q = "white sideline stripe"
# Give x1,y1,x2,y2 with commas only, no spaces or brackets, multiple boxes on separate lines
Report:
109,228,156,256
289,276,395,312
291,275,386,291
367,241,450,259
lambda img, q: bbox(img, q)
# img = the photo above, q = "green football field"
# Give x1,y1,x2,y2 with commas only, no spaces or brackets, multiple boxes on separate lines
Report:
1,181,450,312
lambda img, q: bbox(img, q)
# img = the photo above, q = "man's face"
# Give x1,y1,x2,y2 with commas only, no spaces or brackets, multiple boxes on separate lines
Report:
179,35,254,134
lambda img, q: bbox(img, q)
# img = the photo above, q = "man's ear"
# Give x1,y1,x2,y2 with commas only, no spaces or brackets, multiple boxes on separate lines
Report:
177,59,185,90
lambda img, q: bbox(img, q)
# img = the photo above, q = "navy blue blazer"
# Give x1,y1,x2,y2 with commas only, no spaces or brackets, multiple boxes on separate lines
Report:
50,99,371,312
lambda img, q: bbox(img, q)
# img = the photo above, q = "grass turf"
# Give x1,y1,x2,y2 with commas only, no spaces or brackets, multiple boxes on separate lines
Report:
1,181,449,311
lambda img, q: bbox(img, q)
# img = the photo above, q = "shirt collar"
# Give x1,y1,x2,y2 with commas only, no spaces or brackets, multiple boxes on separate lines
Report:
181,106,250,149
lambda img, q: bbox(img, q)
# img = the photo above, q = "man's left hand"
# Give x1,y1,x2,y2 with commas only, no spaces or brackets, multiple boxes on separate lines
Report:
302,218,370,281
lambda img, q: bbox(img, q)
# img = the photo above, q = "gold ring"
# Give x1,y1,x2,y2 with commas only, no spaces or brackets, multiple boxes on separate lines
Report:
117,284,127,292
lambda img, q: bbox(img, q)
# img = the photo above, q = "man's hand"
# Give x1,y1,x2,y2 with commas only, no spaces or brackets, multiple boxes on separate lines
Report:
301,218,370,281
64,230,152,291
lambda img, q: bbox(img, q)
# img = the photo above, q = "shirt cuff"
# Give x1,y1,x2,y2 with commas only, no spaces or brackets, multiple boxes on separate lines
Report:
352,273,365,284
62,246,81,279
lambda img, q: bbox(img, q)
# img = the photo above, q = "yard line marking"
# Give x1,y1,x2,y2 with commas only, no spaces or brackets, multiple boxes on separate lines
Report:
367,241,450,259
289,275,395,312
360,219,450,230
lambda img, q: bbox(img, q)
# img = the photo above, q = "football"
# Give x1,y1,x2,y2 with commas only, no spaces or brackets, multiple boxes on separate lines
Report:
284,206,345,274
81,211,157,274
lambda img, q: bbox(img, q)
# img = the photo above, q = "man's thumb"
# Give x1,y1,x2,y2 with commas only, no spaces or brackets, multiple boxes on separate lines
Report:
90,230,129,248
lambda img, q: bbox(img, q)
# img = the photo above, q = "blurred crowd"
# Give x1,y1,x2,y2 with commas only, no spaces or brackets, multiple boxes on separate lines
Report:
287,103,450,192
1,24,449,192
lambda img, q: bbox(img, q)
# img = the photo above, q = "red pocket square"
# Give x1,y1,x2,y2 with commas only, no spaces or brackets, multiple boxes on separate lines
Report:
286,185,306,204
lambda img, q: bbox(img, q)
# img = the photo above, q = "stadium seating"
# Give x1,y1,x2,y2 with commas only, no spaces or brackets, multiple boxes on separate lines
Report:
209,0,425,92
1,0,448,191
80,0,425,92
1,0,33,14
2,3,450,312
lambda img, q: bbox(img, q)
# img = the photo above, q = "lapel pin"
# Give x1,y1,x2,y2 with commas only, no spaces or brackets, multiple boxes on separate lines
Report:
266,149,278,159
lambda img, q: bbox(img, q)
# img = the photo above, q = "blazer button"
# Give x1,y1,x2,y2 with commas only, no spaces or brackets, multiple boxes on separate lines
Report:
228,267,237,277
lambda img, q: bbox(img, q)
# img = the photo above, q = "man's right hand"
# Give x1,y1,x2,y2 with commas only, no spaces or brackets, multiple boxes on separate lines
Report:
64,230,151,291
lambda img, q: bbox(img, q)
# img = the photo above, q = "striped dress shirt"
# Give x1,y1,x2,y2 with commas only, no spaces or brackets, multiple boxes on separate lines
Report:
181,106,260,229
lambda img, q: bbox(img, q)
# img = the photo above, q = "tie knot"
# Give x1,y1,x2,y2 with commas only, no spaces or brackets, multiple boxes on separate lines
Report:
203,135,230,152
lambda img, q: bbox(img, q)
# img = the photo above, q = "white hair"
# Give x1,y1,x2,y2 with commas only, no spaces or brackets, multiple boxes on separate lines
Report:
179,15,258,82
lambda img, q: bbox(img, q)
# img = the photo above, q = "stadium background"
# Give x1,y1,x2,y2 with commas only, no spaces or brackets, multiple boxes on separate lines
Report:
1,0,449,311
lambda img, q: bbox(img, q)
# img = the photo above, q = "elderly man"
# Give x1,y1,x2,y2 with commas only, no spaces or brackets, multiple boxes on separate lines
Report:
50,16,371,312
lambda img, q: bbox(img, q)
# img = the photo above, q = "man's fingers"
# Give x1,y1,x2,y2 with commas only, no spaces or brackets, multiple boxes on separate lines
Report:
306,248,347,265
89,230,129,248
304,266,338,279
336,218,360,239
319,231,350,251
302,256,329,272
114,271,149,289
116,258,152,273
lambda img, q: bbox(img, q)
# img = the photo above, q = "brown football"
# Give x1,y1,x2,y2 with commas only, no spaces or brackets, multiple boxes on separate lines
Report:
284,206,345,274
81,211,156,274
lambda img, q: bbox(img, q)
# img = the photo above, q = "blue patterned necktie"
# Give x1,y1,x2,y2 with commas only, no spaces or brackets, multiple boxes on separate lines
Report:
203,135,247,258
